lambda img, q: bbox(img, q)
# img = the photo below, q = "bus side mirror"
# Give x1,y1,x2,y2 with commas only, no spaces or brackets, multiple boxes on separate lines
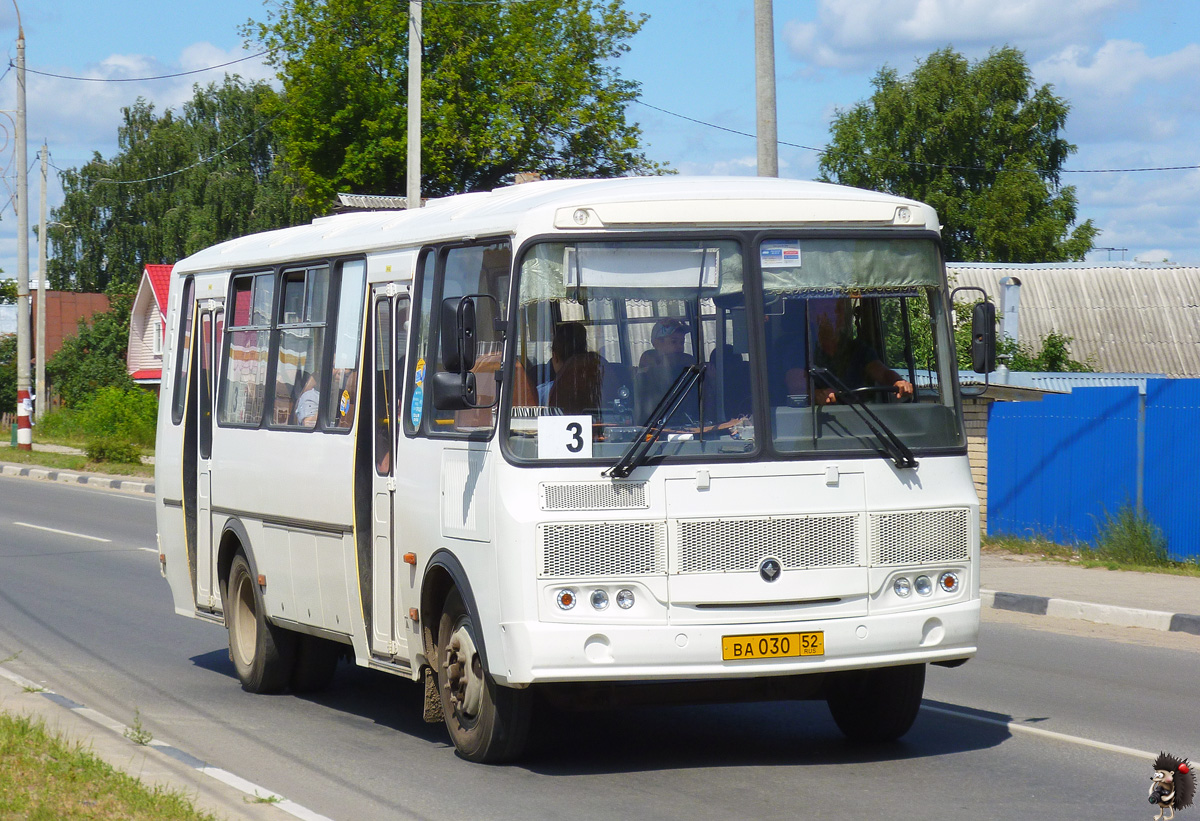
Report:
971,301,996,374
439,297,477,374
431,370,478,411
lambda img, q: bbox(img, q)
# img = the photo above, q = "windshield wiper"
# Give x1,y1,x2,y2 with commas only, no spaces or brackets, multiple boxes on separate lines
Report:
809,367,918,469
604,363,706,479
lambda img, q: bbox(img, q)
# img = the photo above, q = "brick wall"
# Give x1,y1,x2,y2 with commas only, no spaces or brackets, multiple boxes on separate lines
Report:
963,397,990,534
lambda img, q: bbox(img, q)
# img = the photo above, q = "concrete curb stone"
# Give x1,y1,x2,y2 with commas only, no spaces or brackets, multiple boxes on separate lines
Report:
981,589,1198,635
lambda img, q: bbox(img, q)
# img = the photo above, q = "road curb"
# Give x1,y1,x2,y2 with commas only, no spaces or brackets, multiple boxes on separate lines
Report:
0,667,330,821
981,589,1200,636
0,461,153,495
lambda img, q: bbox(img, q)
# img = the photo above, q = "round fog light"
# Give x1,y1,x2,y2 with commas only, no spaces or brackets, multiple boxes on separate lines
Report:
939,571,960,593
556,589,577,610
915,575,933,596
615,589,635,609
590,589,609,610
893,577,912,598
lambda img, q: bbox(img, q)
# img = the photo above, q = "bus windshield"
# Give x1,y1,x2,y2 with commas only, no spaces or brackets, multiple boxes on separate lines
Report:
505,236,963,464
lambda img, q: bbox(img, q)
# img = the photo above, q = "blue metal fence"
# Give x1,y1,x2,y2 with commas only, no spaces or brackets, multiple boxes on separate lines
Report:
987,380,1199,560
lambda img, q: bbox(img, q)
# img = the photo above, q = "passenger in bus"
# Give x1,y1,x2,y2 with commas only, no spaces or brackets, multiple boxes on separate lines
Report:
546,322,606,414
538,322,586,404
785,298,912,405
294,371,320,426
635,318,697,422
638,317,694,373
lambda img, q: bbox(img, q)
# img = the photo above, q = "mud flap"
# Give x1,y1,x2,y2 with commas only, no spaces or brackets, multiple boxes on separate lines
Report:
422,666,444,724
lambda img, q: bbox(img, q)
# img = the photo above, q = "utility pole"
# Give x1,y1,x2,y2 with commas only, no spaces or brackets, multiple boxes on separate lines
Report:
13,3,31,449
37,142,47,423
753,0,778,177
406,0,422,209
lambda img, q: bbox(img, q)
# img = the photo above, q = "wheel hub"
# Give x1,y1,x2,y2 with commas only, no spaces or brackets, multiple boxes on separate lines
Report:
442,622,484,718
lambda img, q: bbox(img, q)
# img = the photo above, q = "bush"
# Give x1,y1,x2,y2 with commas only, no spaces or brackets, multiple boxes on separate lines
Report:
85,436,143,464
1091,505,1169,566
77,387,157,447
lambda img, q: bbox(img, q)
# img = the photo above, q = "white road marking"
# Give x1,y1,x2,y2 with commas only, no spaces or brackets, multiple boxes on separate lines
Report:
137,547,158,553
13,522,111,543
923,703,1155,760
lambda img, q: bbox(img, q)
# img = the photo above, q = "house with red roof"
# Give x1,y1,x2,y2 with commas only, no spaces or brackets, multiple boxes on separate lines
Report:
127,264,173,392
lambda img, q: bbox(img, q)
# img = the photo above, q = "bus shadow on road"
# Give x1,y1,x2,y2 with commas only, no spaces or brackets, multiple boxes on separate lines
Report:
189,648,1014,772
189,648,448,744
519,697,1013,775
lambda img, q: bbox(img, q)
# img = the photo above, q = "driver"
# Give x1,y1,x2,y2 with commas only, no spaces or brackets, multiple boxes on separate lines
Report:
786,298,913,405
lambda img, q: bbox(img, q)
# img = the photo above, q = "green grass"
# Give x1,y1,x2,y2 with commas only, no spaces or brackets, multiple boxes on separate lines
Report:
0,712,217,820
984,519,1200,578
0,444,153,478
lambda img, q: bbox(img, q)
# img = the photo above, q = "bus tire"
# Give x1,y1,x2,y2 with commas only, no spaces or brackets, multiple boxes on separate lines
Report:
435,587,531,763
291,635,341,693
226,553,296,694
826,663,925,743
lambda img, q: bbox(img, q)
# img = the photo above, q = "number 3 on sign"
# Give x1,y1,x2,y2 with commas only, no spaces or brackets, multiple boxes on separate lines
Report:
537,415,593,459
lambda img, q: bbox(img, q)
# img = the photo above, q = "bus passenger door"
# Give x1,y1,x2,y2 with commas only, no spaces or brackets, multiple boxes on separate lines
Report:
195,304,223,610
367,290,410,658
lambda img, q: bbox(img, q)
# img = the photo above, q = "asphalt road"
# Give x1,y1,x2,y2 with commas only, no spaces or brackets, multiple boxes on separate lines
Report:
1,474,1197,820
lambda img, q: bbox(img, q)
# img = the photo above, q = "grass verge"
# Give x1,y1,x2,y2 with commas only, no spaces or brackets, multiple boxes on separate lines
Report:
0,712,216,820
983,530,1200,578
0,445,152,478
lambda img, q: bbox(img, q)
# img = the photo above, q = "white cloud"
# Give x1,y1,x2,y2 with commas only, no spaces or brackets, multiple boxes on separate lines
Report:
1037,40,1200,98
782,0,1132,70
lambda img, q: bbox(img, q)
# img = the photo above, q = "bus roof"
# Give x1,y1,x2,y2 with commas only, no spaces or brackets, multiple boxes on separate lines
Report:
171,176,938,276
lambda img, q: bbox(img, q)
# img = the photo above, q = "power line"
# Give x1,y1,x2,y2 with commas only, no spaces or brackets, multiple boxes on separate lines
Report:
46,109,286,187
16,49,273,83
635,98,1200,175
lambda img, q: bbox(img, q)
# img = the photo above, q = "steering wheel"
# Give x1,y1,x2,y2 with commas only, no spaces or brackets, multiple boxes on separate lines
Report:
849,385,913,403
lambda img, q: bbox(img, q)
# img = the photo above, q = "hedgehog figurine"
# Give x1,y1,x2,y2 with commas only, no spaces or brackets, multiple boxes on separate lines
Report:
1150,752,1195,821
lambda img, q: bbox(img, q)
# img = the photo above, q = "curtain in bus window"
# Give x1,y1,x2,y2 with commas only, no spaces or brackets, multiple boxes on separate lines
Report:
273,266,329,429
760,238,940,294
374,299,393,474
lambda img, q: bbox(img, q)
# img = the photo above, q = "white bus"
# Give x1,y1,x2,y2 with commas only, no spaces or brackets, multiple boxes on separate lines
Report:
157,176,985,762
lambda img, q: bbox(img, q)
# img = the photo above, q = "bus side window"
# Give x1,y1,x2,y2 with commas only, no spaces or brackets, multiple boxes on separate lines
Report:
432,242,511,435
218,273,273,427
326,260,367,429
170,277,195,425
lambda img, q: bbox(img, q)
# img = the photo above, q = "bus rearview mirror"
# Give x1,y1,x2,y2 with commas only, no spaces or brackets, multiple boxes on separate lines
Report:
971,301,996,373
440,297,477,373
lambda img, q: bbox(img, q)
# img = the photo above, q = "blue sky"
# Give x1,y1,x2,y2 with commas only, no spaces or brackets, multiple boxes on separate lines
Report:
2,0,1198,283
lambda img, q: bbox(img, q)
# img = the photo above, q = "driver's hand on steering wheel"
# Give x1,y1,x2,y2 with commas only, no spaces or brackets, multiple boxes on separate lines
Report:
893,379,914,400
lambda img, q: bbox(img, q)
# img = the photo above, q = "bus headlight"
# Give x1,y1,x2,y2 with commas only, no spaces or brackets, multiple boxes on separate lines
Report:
590,589,609,610
615,589,635,609
914,575,933,596
556,589,577,610
893,577,912,598
939,571,961,593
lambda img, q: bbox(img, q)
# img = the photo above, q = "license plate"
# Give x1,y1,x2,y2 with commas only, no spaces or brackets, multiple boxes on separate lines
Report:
721,631,824,661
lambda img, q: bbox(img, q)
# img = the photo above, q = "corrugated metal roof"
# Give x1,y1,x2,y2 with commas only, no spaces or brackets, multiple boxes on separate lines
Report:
963,370,1166,395
948,263,1200,377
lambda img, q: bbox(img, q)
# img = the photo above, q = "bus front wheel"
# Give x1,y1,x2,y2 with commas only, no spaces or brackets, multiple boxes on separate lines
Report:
826,663,925,743
435,587,531,763
226,553,297,694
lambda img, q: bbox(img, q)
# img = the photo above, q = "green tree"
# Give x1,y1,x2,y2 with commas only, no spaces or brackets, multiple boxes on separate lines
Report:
247,0,661,212
0,278,14,304
49,77,309,292
0,334,16,413
46,289,138,408
820,47,1097,263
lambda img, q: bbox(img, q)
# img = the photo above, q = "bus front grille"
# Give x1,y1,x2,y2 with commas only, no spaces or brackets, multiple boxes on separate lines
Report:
539,481,649,511
539,521,667,578
674,514,862,574
868,508,971,565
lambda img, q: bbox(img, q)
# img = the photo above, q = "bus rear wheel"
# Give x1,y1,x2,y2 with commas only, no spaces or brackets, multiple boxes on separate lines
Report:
435,588,531,763
226,553,296,694
826,663,925,743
